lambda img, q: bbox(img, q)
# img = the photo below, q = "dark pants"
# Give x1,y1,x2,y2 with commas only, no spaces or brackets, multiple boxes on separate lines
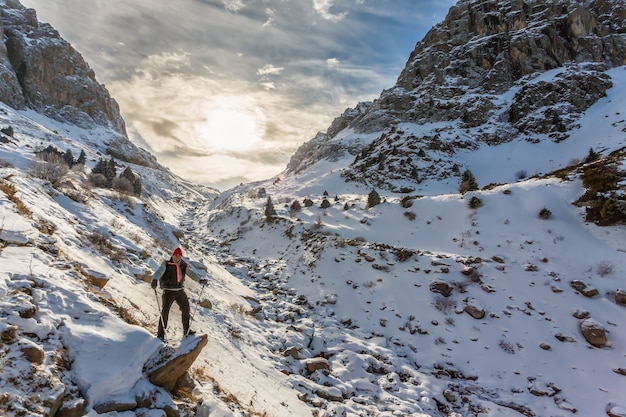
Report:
157,289,190,338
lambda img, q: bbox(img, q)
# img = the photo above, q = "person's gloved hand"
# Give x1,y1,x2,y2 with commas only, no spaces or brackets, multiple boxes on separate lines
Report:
151,280,158,289
199,278,208,285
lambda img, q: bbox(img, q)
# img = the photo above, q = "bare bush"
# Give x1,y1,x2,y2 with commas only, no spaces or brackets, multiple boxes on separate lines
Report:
404,211,416,221
88,172,108,188
538,207,552,219
433,295,457,314
596,260,615,277
111,177,134,195
29,154,68,186
499,339,516,354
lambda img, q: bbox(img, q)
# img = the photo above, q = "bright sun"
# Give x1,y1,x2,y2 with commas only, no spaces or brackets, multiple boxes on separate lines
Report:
201,100,265,152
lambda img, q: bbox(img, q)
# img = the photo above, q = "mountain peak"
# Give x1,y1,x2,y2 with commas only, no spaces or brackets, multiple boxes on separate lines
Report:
286,0,626,192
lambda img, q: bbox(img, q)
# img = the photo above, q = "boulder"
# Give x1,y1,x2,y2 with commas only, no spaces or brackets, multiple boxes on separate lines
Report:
19,339,44,364
145,335,208,392
303,357,330,374
83,269,109,289
429,281,453,297
55,398,87,417
464,301,486,319
580,318,607,347
615,289,626,306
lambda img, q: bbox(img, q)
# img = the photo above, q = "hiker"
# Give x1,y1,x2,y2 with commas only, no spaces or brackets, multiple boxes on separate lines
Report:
151,247,208,340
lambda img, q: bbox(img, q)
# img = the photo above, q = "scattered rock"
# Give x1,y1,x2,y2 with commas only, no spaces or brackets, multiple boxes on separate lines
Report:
464,301,485,319
19,339,45,364
573,309,590,319
1,324,19,342
430,281,453,297
528,379,559,397
83,269,109,289
569,279,599,297
42,384,67,417
606,402,626,417
555,397,577,413
55,398,87,417
539,343,551,351
612,368,626,376
481,284,496,293
580,318,607,347
554,332,576,343
615,289,626,306
283,346,300,359
443,389,456,403
92,398,137,414
303,357,330,374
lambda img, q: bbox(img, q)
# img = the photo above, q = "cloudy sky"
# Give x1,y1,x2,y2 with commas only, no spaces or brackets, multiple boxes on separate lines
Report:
21,0,456,190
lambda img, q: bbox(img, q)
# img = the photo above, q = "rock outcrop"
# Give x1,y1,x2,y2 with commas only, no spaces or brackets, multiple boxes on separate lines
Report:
0,0,126,134
145,334,208,392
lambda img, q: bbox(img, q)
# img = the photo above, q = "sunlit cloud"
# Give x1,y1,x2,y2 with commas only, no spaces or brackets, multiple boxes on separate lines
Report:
312,0,347,22
260,82,276,90
256,64,284,77
263,8,276,27
222,0,245,12
326,57,340,68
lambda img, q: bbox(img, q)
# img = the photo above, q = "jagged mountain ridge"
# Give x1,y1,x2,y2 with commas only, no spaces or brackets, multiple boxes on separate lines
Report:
287,0,626,192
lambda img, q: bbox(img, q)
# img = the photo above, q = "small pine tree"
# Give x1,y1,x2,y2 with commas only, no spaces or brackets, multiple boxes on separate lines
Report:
367,189,381,209
460,169,478,193
289,200,302,217
120,166,142,196
77,149,87,166
63,149,75,167
92,157,117,187
584,147,599,163
538,207,552,219
264,196,277,222
468,196,482,209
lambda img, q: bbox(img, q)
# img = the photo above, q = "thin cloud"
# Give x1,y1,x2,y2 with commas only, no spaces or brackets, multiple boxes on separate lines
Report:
262,8,276,27
313,0,347,22
222,0,245,12
256,64,284,77
326,57,340,68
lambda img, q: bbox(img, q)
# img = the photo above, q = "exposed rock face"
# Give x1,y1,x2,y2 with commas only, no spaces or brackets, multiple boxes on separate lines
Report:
286,0,626,188
0,0,126,134
376,0,625,131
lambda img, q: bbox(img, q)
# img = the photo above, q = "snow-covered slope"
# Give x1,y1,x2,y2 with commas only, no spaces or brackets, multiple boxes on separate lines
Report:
191,66,626,416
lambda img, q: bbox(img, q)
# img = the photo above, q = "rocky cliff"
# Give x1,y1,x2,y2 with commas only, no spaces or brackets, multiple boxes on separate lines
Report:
287,0,626,189
0,0,126,134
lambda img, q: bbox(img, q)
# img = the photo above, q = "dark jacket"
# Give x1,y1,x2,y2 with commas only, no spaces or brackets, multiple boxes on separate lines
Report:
152,257,203,290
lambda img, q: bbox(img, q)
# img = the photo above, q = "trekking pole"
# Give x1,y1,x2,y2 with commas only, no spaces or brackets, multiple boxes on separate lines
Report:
154,289,167,343
188,282,208,334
